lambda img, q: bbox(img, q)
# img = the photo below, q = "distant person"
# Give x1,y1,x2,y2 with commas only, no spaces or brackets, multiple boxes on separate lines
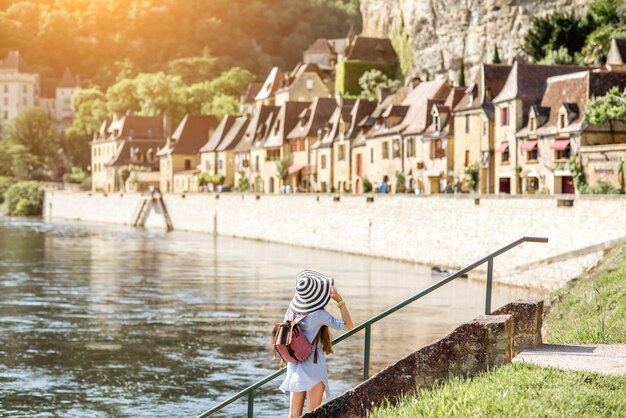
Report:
280,184,286,194
285,184,292,194
279,270,353,417
378,182,386,194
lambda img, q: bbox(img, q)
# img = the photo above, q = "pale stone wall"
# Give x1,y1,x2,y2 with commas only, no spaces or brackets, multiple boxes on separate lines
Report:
44,191,626,289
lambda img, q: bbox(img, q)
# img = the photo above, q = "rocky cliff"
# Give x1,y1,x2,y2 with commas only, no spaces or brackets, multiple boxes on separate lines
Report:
361,0,589,82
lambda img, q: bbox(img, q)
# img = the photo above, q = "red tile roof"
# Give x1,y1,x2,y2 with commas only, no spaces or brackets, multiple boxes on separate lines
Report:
200,115,237,153
217,116,250,151
454,64,512,116
287,97,337,139
264,101,311,148
0,51,31,73
167,114,219,155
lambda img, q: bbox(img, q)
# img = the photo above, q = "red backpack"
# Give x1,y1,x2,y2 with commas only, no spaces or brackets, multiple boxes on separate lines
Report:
272,312,320,365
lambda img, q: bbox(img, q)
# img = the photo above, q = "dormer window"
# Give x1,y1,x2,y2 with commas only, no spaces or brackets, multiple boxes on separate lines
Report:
306,79,314,90
434,114,440,131
559,114,566,129
529,116,535,131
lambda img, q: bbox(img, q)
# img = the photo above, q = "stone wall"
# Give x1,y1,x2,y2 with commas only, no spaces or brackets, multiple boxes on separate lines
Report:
360,0,588,82
43,191,626,289
304,300,543,418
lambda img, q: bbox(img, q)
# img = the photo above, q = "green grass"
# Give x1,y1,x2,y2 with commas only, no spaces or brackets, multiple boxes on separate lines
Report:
545,241,626,344
370,363,626,418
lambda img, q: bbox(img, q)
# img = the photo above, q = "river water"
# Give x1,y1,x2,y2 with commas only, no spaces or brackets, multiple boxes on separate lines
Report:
0,217,545,417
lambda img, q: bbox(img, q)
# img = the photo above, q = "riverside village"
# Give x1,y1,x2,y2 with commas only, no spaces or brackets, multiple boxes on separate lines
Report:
0,1,624,417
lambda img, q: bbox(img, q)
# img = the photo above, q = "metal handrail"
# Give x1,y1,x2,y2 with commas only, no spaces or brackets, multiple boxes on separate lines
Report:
196,236,548,418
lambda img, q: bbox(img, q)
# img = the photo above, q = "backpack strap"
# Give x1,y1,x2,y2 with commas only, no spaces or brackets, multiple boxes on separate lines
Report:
311,330,322,364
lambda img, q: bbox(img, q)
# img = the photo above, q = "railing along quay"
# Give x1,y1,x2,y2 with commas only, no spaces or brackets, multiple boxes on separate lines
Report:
196,236,549,418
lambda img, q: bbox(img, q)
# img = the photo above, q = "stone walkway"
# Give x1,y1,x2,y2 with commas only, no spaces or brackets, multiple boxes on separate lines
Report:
513,344,626,376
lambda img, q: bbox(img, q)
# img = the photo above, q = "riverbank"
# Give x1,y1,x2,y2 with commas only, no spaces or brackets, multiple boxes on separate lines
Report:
44,190,626,290
370,240,626,417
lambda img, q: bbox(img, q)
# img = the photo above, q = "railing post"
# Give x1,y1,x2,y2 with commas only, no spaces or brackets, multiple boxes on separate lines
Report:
247,390,254,418
485,257,493,315
363,323,371,380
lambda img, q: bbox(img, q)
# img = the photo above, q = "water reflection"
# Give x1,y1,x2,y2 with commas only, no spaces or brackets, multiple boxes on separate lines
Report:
0,217,545,417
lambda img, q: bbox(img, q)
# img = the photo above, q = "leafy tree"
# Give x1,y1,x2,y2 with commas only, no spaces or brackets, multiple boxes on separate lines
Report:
586,0,623,27
523,12,590,62
134,72,188,123
106,78,141,114
276,157,290,186
580,24,626,64
208,67,255,98
167,48,221,84
585,86,626,143
3,180,43,216
539,46,576,64
203,94,240,119
391,26,414,78
358,69,401,99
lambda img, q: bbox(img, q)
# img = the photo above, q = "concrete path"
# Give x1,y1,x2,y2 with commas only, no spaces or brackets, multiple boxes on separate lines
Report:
513,344,626,376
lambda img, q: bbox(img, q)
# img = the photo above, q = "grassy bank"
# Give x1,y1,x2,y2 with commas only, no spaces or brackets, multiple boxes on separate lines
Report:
370,240,626,417
545,240,626,344
370,363,626,418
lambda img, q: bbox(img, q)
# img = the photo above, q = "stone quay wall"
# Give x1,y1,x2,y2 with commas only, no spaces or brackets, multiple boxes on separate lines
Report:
304,300,543,418
43,191,626,289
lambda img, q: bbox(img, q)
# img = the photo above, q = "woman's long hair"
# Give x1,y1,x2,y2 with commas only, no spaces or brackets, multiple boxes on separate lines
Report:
320,325,333,355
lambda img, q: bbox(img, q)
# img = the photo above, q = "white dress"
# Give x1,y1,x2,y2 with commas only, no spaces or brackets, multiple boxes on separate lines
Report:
279,309,346,398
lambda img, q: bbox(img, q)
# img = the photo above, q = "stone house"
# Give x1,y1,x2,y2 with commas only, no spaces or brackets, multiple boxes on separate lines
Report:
199,115,237,183
261,101,310,193
248,106,281,193
91,115,165,192
302,37,347,70
421,87,465,194
233,105,280,192
285,97,336,191
215,116,250,188
274,63,333,106
39,68,81,131
157,114,218,193
314,100,357,192
0,51,38,132
516,70,626,194
340,99,377,194
492,62,585,194
452,64,512,194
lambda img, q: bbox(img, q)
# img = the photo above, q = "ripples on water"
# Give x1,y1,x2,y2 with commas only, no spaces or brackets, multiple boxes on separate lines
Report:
0,217,545,417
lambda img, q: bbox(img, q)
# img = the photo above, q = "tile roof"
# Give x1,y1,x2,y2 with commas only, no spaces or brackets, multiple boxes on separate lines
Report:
0,51,31,73
216,116,250,151
317,102,355,148
40,78,59,99
241,82,263,104
454,64,512,115
344,36,398,63
347,99,378,140
255,67,284,101
493,62,587,105
200,115,237,153
304,38,334,55
397,79,451,136
234,105,280,152
106,115,165,140
57,68,80,88
165,114,219,155
264,101,311,148
105,139,164,167
287,97,336,139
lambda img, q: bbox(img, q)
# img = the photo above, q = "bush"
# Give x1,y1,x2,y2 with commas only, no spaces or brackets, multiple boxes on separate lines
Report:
464,162,480,192
236,174,250,192
0,176,15,205
395,173,406,193
4,181,44,216
335,60,398,96
63,166,90,184
362,177,373,193
581,181,621,194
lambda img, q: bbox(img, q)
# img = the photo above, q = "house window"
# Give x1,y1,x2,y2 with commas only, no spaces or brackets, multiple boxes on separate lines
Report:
255,155,260,171
338,144,345,161
184,159,191,170
382,141,389,159
502,147,510,163
430,140,444,159
559,114,566,129
392,139,400,158
321,154,327,169
433,115,440,131
500,107,509,127
526,144,538,161
529,117,535,131
370,147,374,163
465,115,470,134
526,178,539,193
465,150,470,167
406,137,415,157
483,121,487,136
306,79,314,90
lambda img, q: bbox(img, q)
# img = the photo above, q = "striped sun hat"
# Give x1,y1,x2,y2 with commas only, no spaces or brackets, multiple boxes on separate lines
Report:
289,270,334,314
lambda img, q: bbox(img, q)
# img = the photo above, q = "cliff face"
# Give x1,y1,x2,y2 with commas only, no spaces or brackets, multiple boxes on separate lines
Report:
361,0,589,82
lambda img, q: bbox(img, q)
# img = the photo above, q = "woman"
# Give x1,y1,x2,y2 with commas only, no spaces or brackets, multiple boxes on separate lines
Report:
280,270,354,417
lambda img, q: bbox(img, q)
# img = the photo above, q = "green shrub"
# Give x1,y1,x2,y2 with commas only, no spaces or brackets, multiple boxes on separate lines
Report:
335,60,398,96
0,176,15,205
63,166,90,184
581,180,621,194
361,177,372,193
4,181,44,216
395,173,406,193
464,162,480,192
236,174,249,192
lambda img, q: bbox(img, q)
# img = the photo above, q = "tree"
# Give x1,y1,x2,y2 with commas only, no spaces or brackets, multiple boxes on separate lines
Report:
2,108,58,178
106,78,141,114
208,67,255,98
522,12,589,62
276,157,290,186
203,94,240,119
134,72,188,123
493,44,501,64
580,24,626,64
167,48,221,84
585,86,626,143
539,46,576,64
358,69,401,99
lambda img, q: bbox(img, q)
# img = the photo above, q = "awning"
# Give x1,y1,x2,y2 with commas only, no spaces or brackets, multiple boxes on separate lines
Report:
496,142,509,153
288,164,305,175
522,140,538,152
550,139,570,150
